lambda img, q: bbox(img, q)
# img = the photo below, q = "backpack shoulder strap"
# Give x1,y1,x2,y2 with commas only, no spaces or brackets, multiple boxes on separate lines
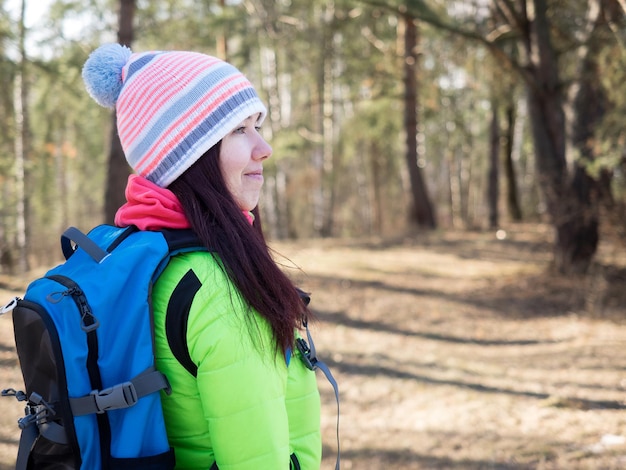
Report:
154,228,206,282
161,228,204,254
165,268,202,377
154,228,206,377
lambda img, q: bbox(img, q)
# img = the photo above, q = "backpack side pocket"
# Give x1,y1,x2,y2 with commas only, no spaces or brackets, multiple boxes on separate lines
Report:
13,300,81,469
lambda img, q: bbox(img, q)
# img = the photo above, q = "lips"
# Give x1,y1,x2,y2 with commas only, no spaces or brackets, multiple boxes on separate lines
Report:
245,168,263,177
244,170,264,184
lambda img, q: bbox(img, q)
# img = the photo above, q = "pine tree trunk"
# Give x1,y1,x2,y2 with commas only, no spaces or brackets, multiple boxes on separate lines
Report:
487,101,500,229
561,0,620,273
320,3,337,237
104,0,135,224
503,103,522,221
217,0,228,59
260,47,292,239
14,0,29,273
525,0,597,274
403,15,435,228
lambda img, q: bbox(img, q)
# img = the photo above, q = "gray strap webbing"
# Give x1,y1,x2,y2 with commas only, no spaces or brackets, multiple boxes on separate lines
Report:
15,423,37,470
70,369,170,416
61,226,109,263
39,421,68,444
303,323,341,470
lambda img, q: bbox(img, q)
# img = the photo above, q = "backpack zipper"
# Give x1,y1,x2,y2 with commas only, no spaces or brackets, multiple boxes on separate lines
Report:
46,275,100,332
45,274,110,466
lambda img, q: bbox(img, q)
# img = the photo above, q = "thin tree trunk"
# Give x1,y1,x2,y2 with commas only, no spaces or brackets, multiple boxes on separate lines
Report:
487,100,500,229
274,165,290,238
14,0,29,273
459,146,472,227
257,16,286,247
320,2,337,237
503,102,522,221
445,148,459,227
262,172,278,239
104,0,135,224
217,0,228,59
259,46,282,238
371,142,384,234
55,128,69,233
355,141,373,235
403,15,435,228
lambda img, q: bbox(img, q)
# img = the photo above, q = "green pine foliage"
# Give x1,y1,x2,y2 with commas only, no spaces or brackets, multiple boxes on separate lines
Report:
1,0,625,271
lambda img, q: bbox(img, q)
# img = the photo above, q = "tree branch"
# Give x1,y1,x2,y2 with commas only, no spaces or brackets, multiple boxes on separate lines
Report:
357,0,535,87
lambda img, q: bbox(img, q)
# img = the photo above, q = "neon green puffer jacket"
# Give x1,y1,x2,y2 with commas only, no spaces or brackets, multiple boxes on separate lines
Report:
152,251,322,470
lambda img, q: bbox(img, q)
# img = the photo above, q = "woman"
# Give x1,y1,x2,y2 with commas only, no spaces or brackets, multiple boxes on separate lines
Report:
82,43,322,469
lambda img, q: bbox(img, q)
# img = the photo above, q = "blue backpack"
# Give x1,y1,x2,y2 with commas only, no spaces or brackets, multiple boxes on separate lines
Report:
1,224,202,470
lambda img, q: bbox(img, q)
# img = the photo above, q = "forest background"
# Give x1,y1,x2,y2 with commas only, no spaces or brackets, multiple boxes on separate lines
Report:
1,1,626,469
0,0,625,275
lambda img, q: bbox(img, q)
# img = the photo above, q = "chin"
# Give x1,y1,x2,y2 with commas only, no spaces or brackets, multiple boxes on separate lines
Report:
241,197,260,212
239,203,257,212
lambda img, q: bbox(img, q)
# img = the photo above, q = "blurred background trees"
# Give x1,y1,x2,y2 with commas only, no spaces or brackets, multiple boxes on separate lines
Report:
0,0,624,275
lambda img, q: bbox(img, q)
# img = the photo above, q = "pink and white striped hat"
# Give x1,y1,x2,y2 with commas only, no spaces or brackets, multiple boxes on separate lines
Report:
82,43,267,188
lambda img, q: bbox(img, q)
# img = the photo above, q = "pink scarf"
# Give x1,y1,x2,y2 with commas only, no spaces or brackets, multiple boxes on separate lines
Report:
115,175,191,230
115,174,254,229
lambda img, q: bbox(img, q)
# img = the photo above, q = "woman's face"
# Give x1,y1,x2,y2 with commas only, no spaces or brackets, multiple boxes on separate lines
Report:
219,113,272,212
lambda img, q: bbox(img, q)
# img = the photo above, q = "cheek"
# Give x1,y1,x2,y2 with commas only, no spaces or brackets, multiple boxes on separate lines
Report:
220,146,247,176
219,161,247,204
221,166,239,195
219,152,239,181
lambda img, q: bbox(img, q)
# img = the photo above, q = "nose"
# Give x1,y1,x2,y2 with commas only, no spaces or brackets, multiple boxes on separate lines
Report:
253,132,272,161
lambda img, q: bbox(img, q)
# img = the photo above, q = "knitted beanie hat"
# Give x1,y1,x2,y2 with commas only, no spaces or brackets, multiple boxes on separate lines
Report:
82,43,267,188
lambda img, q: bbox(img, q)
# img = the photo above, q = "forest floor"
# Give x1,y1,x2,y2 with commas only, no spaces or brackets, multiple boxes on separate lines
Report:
0,223,625,469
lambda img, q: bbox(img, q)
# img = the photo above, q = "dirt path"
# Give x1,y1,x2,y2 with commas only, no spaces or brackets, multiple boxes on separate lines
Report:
0,225,625,469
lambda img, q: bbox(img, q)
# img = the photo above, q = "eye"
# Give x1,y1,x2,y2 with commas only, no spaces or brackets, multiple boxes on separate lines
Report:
255,126,262,132
233,126,246,134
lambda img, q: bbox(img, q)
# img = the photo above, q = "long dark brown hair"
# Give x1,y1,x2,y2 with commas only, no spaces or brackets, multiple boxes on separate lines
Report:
168,142,308,355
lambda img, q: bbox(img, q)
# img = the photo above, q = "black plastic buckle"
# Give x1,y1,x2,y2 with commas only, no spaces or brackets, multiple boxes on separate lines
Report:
296,338,318,371
17,393,56,429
